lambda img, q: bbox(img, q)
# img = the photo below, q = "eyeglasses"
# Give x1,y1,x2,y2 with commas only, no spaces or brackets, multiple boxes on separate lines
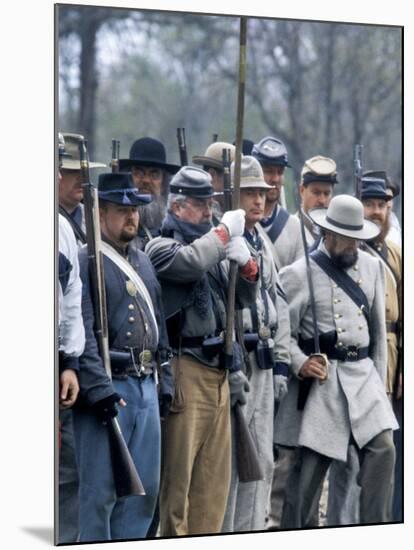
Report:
131,166,163,181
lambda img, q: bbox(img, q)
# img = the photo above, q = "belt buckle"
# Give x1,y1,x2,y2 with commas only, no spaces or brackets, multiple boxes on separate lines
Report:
139,349,152,366
346,345,358,360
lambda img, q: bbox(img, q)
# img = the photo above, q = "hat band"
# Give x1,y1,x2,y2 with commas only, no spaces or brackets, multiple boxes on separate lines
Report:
325,215,363,231
303,173,337,185
169,184,213,197
253,152,289,166
99,188,140,197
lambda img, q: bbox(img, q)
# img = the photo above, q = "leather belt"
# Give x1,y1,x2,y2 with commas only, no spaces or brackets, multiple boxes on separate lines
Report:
329,345,369,362
298,332,369,362
110,348,154,379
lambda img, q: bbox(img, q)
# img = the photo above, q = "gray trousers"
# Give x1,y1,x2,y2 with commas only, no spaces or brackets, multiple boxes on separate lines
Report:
267,445,321,529
222,365,274,533
281,430,396,529
327,445,360,526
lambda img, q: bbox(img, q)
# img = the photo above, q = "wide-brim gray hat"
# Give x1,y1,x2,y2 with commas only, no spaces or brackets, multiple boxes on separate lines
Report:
231,155,273,190
61,132,106,170
309,194,380,241
192,141,236,170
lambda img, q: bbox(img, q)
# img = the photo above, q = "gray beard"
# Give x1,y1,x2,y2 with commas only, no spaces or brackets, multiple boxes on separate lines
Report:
138,195,167,230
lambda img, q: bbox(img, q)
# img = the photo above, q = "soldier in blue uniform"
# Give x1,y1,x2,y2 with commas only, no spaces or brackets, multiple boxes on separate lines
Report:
73,172,174,542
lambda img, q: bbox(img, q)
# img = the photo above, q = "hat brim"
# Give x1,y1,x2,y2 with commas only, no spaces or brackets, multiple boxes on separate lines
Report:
192,155,223,170
98,190,153,206
361,193,392,202
309,207,380,241
61,159,106,170
118,159,180,174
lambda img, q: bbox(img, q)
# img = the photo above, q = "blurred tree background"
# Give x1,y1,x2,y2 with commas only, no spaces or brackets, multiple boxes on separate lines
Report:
58,5,402,216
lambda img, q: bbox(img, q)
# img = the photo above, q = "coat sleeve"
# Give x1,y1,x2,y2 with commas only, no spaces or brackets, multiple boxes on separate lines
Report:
58,215,85,363
370,258,388,385
271,266,291,370
145,229,227,282
77,247,116,406
280,261,310,377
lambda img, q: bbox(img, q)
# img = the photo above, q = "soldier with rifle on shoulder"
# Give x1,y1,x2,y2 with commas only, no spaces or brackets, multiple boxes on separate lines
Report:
73,167,174,542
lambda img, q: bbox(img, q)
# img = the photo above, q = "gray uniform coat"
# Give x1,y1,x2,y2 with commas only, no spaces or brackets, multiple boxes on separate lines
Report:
274,242,398,462
261,205,304,269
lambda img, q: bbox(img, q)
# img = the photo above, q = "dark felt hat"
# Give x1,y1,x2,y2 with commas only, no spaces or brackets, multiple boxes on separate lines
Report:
232,139,255,155
363,170,400,198
169,166,215,199
119,137,180,174
98,172,153,206
360,177,391,202
251,136,290,167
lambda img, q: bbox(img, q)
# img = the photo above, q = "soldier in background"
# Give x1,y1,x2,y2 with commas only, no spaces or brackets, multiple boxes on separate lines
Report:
192,141,236,223
251,136,303,270
59,132,106,244
119,137,180,250
296,155,338,247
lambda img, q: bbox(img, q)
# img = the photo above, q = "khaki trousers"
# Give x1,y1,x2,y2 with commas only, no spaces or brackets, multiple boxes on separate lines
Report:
160,355,231,536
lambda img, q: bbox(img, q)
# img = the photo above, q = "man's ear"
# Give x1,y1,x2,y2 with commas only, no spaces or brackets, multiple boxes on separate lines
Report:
171,201,181,217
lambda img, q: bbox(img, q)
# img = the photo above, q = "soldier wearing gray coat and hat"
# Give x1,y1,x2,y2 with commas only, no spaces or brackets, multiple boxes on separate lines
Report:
275,194,398,528
252,136,303,270
222,156,291,533
296,155,338,247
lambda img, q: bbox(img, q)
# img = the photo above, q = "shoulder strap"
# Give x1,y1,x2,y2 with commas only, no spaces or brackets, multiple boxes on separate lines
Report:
256,223,281,271
100,241,159,343
266,206,290,243
59,205,87,244
310,250,370,324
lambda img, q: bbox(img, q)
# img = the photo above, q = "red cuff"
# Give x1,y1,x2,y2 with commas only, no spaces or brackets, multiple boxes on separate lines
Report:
213,225,230,246
240,258,259,281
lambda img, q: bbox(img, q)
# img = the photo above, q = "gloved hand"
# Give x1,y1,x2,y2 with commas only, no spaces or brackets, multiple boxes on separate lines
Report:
220,209,246,238
229,370,250,407
273,375,288,403
226,236,251,266
92,393,122,423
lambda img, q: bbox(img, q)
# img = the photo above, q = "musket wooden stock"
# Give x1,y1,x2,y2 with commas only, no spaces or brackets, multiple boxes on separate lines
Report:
79,139,145,497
